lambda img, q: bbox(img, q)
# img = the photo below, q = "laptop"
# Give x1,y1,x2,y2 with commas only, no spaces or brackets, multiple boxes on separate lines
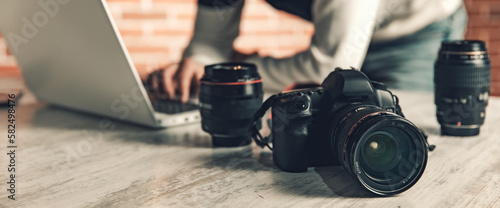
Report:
0,0,200,128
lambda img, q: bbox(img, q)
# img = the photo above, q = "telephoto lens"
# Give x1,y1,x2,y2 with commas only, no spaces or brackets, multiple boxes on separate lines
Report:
199,63,263,147
434,40,491,136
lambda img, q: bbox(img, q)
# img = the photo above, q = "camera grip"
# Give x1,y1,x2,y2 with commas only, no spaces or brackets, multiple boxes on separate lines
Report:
272,108,311,173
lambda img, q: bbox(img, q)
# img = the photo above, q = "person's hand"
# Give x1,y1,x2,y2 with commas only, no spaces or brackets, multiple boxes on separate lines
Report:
143,51,256,102
144,57,205,103
233,50,257,62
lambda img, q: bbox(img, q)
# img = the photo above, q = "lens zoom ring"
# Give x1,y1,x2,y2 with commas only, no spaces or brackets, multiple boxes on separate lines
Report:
331,105,384,165
434,64,490,88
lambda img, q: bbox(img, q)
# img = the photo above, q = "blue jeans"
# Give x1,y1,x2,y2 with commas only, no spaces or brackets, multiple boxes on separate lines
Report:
361,5,468,92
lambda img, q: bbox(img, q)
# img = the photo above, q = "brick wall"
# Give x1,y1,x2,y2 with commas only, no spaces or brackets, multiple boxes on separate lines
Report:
465,0,500,96
0,0,498,95
0,0,313,79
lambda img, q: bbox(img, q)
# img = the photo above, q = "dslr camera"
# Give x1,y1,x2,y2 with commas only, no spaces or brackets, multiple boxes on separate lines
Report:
255,68,428,195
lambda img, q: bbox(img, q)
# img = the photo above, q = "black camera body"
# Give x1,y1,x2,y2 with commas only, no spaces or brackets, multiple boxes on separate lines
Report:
250,68,428,195
272,69,402,173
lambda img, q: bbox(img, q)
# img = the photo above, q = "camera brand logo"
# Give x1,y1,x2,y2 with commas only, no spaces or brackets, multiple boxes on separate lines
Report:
6,0,71,54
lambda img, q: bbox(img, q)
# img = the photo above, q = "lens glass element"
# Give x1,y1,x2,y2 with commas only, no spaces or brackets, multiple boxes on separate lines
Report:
331,105,427,195
359,126,415,184
362,131,397,168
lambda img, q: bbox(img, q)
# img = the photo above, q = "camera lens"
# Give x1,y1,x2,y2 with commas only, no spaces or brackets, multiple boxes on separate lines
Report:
434,40,491,136
199,63,263,147
330,105,428,195
362,132,397,168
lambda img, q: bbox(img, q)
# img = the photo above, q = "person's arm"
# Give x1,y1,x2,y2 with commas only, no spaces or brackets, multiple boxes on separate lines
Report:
245,0,381,92
182,0,245,65
156,0,245,102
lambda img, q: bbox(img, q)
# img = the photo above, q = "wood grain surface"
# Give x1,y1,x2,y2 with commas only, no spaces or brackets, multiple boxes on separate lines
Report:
0,78,499,207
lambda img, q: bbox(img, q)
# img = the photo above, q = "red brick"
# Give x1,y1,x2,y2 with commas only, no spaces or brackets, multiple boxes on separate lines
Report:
465,0,500,103
177,13,197,21
491,81,500,96
487,40,500,55
119,30,143,36
466,27,500,41
490,54,500,67
122,12,167,20
468,14,500,27
488,3,500,21
466,29,490,41
466,0,500,14
492,67,500,81
153,30,192,36
127,46,169,54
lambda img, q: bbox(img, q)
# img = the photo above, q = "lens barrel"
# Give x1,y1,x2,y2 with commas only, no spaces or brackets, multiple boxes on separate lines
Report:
434,40,491,136
330,105,428,195
199,63,263,147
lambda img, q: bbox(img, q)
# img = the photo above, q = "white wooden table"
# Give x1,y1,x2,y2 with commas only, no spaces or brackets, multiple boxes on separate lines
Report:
1,77,499,207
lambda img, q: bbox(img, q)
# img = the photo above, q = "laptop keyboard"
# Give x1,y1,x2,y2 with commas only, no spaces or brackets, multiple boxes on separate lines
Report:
151,100,199,114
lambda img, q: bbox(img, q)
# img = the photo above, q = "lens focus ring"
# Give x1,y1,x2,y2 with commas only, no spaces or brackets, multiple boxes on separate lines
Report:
434,64,491,88
330,104,428,195
330,105,383,166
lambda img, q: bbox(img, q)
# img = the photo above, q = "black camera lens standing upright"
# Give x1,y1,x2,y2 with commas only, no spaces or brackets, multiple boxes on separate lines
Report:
199,63,263,147
434,40,491,136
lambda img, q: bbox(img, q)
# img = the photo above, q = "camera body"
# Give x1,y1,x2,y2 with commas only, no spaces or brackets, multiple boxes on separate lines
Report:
272,69,401,172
